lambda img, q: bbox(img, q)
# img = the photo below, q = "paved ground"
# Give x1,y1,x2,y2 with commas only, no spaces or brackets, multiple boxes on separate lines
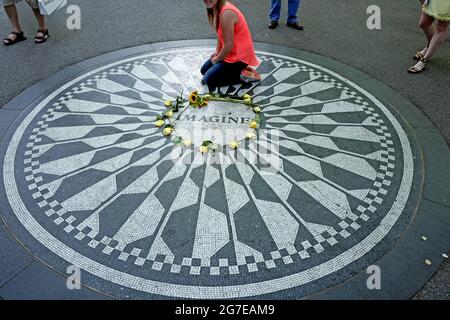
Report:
0,0,449,299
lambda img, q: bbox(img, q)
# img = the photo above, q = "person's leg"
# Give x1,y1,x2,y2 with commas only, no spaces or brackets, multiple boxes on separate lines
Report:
269,0,281,22
32,8,46,31
3,4,23,43
409,20,449,73
203,62,227,90
26,0,48,43
287,0,300,24
418,12,435,56
201,59,214,76
203,61,246,89
424,20,449,59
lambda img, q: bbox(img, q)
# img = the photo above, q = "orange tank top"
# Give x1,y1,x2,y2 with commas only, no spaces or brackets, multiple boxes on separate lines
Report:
217,2,260,67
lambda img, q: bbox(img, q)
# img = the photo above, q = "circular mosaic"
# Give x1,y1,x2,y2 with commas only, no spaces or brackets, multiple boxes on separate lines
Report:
1,46,418,299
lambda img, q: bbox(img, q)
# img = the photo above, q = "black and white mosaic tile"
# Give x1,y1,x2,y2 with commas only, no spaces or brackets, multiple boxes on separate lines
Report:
0,47,420,299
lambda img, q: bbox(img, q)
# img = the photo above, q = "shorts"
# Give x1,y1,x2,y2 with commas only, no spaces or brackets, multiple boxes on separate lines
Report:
2,0,39,9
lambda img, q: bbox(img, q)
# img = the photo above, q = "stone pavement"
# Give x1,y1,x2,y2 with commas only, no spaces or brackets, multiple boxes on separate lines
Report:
0,0,449,300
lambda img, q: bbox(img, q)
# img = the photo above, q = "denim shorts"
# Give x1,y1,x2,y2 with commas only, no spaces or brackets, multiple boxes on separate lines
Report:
2,0,39,9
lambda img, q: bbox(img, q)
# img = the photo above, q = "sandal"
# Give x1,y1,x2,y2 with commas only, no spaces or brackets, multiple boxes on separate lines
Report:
3,31,26,46
414,44,429,60
408,57,429,74
413,51,425,61
34,29,49,44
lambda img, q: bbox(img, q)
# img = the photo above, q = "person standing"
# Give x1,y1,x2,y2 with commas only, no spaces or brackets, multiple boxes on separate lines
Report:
2,0,49,46
201,0,260,89
408,0,450,73
268,0,304,30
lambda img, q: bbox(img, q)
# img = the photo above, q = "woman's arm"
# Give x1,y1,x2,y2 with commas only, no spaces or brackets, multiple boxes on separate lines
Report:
212,38,222,58
212,10,238,64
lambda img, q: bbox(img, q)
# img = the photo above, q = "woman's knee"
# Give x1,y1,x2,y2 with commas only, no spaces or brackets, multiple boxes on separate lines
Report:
419,14,434,29
435,21,450,33
200,59,213,75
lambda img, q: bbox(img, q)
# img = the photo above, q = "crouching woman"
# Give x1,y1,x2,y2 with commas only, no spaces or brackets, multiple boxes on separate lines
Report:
201,0,260,89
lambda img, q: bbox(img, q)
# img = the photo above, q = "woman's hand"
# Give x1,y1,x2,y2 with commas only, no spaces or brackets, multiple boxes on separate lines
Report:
211,57,219,65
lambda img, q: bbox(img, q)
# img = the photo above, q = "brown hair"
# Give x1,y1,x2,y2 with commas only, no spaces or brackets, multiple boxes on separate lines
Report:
207,0,226,31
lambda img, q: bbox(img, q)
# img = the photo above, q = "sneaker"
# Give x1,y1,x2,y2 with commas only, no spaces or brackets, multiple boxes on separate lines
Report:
286,22,304,30
268,21,279,29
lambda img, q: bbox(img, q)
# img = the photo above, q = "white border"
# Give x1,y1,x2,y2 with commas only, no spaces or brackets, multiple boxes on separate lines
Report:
2,48,414,298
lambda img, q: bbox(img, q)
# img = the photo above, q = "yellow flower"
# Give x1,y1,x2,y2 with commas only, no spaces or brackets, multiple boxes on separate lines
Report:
199,145,208,153
229,141,239,149
182,139,192,147
253,106,261,113
155,119,165,127
163,127,173,136
164,100,172,108
189,90,199,104
166,110,174,118
243,94,252,101
246,132,256,139
250,121,258,129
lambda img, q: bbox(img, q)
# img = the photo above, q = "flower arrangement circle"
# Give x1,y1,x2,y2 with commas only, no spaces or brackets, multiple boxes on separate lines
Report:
154,90,262,153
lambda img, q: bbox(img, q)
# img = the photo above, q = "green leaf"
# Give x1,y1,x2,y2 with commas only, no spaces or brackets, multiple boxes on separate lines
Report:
172,137,182,144
202,140,213,147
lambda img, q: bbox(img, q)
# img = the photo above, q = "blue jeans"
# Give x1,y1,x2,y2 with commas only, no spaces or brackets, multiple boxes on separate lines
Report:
269,0,301,24
201,59,247,90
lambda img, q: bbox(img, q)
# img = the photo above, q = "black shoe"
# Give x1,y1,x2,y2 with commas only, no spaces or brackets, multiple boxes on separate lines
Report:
287,22,304,30
268,21,279,29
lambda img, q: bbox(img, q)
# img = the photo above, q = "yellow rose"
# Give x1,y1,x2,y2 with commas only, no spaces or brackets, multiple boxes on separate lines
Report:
163,127,173,136
253,107,261,113
199,145,208,153
229,141,239,150
182,139,192,147
250,121,258,129
243,94,252,101
164,100,172,108
155,119,165,127
166,110,174,118
246,132,256,139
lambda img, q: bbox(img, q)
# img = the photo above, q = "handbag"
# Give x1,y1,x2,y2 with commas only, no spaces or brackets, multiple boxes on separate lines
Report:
38,0,68,16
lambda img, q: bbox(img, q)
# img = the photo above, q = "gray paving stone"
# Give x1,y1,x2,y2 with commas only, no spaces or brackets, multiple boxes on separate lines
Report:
304,280,367,300
350,199,450,299
0,109,22,140
0,224,33,287
0,261,110,300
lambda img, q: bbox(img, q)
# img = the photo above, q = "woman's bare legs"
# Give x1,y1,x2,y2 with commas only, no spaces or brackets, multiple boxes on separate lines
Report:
418,12,435,56
3,5,23,43
424,20,450,59
410,20,450,72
